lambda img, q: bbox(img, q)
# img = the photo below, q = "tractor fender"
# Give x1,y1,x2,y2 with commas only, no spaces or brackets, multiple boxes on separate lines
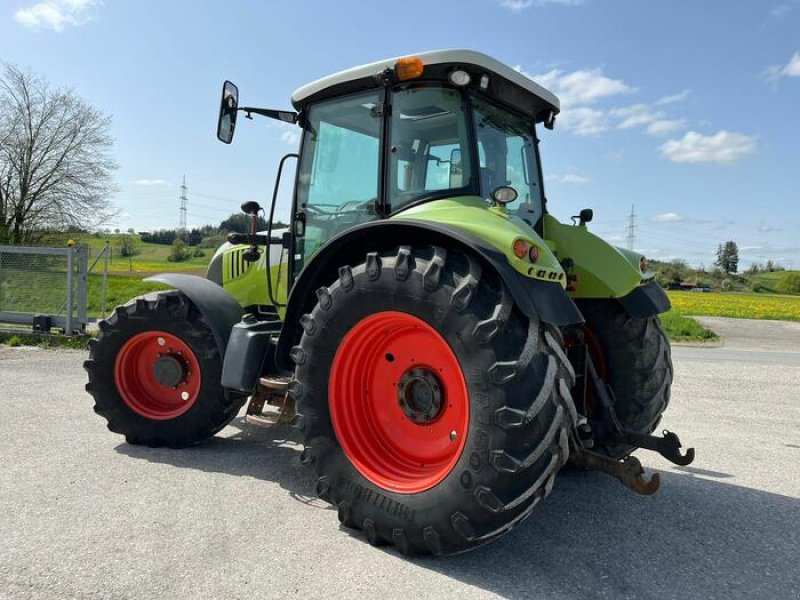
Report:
617,280,671,318
275,219,583,370
144,273,243,354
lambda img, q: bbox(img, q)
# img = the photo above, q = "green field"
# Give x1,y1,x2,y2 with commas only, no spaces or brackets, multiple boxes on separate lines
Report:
41,233,212,274
667,290,800,321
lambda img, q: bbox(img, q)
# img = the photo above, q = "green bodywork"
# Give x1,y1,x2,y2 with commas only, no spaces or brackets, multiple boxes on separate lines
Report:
210,196,651,312
542,214,653,299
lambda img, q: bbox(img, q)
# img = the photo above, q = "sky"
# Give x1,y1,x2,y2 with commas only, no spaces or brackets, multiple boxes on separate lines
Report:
1,0,798,269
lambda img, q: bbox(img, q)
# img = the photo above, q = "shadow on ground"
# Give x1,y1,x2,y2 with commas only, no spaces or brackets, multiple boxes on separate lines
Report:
117,417,800,600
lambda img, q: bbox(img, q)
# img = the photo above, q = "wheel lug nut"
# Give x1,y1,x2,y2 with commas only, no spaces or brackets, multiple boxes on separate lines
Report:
181,391,190,401
157,337,165,346
450,431,457,441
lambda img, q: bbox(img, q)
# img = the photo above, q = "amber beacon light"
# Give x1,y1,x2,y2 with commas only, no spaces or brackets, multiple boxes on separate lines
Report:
395,57,424,80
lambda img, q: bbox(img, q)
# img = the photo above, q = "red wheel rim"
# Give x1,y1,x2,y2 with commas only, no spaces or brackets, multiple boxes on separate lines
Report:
114,331,201,420
329,311,469,493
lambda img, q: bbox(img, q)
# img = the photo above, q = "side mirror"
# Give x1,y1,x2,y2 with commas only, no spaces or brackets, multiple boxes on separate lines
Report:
571,208,594,226
216,80,239,144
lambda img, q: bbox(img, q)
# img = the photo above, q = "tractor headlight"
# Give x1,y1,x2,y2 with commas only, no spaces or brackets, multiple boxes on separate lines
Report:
491,186,518,205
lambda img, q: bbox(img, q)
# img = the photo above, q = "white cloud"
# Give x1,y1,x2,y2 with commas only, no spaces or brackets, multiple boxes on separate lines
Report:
612,104,663,129
14,0,99,31
610,104,686,136
656,90,691,105
652,212,685,222
782,52,800,76
764,51,800,82
557,107,609,136
659,130,758,164
500,0,533,11
547,172,591,184
529,68,634,106
134,178,167,186
646,119,687,136
499,0,585,10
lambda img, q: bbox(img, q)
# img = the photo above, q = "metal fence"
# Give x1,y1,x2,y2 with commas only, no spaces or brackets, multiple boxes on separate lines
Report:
0,245,89,334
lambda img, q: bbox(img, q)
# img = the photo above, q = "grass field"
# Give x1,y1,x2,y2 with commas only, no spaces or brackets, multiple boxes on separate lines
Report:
658,310,718,342
748,270,800,294
40,233,212,273
667,290,800,321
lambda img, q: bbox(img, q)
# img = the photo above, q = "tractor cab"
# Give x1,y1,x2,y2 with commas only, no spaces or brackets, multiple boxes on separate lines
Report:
290,50,561,277
218,50,561,284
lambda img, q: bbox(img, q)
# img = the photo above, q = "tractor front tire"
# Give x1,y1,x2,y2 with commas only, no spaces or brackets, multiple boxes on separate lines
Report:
291,246,577,555
579,301,673,459
84,291,248,448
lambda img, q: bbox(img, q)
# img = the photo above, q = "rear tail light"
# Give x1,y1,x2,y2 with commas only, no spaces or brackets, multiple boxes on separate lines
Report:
512,239,529,259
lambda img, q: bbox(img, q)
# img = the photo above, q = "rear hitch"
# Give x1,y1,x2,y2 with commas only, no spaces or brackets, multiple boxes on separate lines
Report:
585,355,695,467
570,446,660,495
616,429,695,466
568,348,695,494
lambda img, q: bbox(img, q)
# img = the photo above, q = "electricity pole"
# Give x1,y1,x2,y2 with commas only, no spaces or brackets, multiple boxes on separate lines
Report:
179,175,188,240
626,204,636,250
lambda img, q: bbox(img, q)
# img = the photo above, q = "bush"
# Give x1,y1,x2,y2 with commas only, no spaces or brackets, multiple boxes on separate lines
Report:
778,273,800,295
721,278,734,291
6,335,21,347
750,281,766,293
192,248,206,258
168,239,192,262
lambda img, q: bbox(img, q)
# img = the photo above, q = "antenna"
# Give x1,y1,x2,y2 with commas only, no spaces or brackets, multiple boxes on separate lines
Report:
626,204,636,250
179,175,188,239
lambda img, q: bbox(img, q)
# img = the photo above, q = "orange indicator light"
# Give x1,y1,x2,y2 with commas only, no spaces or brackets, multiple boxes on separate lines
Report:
395,57,424,81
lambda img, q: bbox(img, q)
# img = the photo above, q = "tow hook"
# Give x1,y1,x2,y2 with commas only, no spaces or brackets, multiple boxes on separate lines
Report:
585,355,696,467
570,447,661,495
615,429,695,466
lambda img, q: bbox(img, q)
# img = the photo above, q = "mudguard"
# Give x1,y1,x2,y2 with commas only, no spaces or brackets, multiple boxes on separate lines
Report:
275,219,583,370
617,280,671,318
144,273,243,354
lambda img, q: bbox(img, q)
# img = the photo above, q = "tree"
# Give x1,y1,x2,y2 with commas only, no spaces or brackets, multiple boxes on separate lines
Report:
0,63,117,244
118,234,138,258
715,240,739,274
219,212,268,234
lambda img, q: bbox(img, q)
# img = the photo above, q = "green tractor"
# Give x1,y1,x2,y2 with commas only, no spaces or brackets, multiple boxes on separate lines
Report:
85,50,693,555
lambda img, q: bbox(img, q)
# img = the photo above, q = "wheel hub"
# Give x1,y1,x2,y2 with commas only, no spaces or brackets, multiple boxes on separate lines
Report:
152,354,187,388
398,368,444,424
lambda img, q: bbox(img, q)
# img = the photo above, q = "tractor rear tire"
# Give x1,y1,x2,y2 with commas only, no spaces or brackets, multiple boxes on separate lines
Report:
84,291,248,448
291,246,577,555
579,301,673,459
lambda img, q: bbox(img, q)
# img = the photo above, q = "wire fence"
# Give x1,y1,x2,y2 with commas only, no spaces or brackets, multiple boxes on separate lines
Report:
0,244,94,334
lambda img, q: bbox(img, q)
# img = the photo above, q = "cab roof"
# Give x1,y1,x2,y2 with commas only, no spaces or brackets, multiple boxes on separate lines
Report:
291,49,560,122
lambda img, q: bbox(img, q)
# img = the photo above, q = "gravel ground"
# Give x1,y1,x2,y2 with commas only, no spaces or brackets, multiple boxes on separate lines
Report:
1,317,798,600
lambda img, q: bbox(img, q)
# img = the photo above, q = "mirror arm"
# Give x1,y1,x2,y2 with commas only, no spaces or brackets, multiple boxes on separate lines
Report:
239,107,298,124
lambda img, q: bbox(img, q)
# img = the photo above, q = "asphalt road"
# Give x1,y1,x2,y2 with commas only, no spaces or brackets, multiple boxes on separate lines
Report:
1,317,799,600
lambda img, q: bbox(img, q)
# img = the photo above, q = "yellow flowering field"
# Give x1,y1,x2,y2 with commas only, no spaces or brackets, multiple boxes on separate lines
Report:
667,291,800,322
